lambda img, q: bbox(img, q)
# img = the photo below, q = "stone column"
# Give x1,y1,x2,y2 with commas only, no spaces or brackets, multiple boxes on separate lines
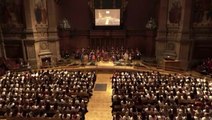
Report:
34,0,51,69
47,0,61,66
178,0,192,70
159,0,192,70
0,25,6,59
24,0,54,68
24,0,38,68
21,40,27,61
155,0,168,65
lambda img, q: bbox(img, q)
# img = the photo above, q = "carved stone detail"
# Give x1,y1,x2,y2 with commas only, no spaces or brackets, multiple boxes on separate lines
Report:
40,41,48,50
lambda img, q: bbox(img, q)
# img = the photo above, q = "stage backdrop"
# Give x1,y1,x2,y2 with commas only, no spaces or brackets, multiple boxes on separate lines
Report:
57,0,159,57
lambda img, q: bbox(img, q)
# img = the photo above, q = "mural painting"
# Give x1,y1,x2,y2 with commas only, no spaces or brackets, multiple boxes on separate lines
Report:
34,0,47,24
168,0,182,24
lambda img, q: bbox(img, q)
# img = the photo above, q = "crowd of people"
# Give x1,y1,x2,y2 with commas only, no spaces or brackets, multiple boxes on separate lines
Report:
1,64,212,120
197,58,212,76
61,47,142,63
111,71,212,120
0,70,96,120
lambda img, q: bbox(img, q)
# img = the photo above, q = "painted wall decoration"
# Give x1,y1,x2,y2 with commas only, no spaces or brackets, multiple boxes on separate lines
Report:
192,0,212,26
168,0,182,24
34,0,48,24
0,0,24,28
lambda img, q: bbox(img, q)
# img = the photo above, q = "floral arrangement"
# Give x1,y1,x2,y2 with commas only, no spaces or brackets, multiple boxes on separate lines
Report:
145,18,157,30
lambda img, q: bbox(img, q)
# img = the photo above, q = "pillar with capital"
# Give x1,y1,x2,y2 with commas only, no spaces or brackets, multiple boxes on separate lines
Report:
156,0,193,70
177,0,192,70
24,0,60,68
155,0,169,65
47,0,61,67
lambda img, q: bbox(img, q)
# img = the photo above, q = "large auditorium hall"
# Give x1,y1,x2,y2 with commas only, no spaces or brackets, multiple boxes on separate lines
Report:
0,0,212,120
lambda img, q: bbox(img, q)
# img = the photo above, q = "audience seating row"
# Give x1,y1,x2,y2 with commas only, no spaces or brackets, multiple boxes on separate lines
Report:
0,70,96,120
111,71,212,120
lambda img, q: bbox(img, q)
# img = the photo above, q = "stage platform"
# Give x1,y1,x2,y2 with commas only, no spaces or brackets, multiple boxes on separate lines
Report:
54,60,149,72
96,61,115,67
42,60,212,79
